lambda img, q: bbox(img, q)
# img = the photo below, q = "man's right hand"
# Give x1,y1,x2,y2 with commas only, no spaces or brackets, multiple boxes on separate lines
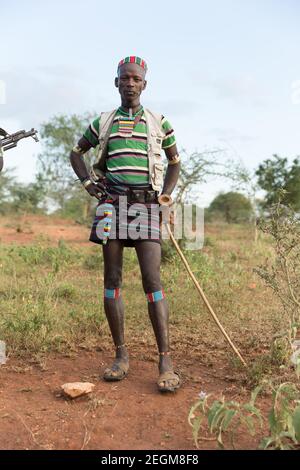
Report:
83,179,107,200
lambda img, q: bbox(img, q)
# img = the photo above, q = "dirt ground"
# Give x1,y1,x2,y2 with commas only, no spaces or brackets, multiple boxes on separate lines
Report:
0,215,268,450
0,351,264,450
0,215,91,246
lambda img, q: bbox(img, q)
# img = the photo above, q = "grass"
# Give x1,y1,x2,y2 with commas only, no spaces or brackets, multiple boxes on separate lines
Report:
0,217,290,384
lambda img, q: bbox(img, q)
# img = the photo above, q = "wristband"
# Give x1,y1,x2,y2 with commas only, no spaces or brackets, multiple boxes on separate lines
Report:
82,178,93,188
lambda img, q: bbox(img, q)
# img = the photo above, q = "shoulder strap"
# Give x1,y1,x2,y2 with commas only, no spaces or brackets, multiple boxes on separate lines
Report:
99,109,117,143
93,109,117,174
144,108,163,135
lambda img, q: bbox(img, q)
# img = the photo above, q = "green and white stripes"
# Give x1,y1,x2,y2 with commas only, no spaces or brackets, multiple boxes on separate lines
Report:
83,107,176,188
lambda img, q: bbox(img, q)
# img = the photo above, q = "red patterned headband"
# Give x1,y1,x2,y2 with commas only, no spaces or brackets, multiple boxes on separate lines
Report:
117,56,148,73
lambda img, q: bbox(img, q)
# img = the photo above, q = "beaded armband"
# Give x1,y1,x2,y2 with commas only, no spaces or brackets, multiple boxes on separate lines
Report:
72,144,86,155
167,154,181,166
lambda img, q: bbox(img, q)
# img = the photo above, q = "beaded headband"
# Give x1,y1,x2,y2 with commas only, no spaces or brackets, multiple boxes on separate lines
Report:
117,56,148,73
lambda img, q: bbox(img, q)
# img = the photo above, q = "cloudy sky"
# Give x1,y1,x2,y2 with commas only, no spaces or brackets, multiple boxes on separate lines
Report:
1,0,300,206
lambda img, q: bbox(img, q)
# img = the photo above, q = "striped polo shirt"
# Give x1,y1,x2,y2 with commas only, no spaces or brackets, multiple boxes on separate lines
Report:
83,106,176,189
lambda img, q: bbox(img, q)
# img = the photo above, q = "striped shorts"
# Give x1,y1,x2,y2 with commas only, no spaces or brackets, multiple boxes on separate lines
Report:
89,197,161,247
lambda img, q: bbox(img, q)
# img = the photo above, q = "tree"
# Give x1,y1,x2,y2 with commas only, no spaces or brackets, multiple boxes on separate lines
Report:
37,113,98,218
0,168,13,214
256,155,300,211
175,148,234,204
220,161,263,241
0,169,47,215
207,191,253,224
0,168,47,215
8,174,47,214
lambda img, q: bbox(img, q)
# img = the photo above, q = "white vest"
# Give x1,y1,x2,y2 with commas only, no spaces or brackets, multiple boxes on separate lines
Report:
91,108,165,191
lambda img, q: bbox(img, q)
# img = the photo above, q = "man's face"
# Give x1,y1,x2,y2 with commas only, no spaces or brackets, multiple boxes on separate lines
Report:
115,63,147,106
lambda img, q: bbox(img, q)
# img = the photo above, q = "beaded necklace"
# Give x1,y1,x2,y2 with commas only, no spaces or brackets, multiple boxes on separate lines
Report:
118,107,144,139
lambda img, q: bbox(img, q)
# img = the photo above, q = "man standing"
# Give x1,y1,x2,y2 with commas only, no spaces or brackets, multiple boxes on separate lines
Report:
70,56,181,392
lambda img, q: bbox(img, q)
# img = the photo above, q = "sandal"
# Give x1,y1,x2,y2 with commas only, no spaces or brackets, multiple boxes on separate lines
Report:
157,370,181,393
103,359,129,382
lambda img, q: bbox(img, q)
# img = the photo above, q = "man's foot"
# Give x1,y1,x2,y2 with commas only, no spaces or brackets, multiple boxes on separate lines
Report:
103,345,129,382
157,352,181,393
157,370,181,392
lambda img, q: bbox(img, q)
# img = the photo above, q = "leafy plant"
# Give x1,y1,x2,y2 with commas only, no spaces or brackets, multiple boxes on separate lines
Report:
188,388,263,449
189,381,300,450
189,203,300,450
254,201,300,376
260,382,300,450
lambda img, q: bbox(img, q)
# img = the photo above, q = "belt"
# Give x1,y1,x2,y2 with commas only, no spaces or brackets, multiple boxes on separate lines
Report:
128,189,158,203
105,188,158,204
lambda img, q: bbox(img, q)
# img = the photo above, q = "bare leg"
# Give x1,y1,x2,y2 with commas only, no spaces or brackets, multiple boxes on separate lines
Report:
135,241,180,391
102,239,129,380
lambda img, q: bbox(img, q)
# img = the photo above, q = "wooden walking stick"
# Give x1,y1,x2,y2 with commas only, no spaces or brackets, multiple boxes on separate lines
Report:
158,194,247,368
